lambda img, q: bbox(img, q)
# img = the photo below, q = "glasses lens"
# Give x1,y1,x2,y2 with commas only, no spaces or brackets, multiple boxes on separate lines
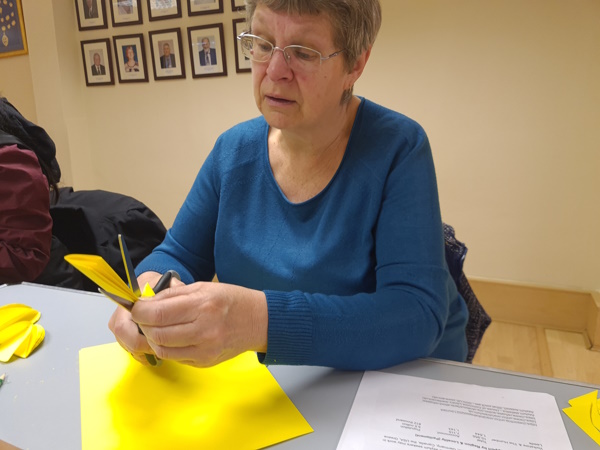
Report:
240,35,272,62
286,46,321,67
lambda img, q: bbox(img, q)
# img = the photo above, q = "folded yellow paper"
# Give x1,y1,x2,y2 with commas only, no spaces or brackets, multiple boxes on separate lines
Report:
0,304,44,362
64,254,138,303
80,342,313,450
563,390,600,445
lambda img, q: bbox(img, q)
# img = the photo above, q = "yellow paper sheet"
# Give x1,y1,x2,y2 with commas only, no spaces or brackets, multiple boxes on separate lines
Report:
562,390,600,445
80,342,313,450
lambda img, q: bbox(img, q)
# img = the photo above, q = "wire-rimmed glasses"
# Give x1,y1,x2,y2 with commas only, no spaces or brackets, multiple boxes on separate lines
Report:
237,32,343,72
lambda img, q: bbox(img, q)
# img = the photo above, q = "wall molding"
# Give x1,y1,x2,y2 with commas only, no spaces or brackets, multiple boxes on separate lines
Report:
468,277,600,350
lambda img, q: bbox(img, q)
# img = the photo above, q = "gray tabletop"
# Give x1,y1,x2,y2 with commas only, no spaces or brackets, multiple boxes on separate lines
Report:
0,283,598,449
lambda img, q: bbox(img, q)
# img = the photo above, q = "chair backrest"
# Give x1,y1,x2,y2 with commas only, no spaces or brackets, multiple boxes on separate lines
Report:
443,223,491,363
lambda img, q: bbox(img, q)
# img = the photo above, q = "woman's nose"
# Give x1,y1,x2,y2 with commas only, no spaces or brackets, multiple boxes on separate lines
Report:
267,47,293,79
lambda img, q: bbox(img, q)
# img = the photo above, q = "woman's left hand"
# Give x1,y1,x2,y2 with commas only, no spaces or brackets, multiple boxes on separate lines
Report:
130,281,268,367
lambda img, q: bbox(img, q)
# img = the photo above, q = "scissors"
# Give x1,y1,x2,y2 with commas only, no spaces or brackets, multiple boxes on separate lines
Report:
98,234,180,366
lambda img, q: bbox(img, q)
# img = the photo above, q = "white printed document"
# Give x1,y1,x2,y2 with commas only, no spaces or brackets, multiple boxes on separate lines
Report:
337,371,573,450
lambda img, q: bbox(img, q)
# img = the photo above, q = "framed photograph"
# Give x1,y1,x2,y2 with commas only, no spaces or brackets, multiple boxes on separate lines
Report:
187,23,227,78
146,0,181,21
112,33,149,83
232,18,251,73
148,28,185,80
75,0,108,31
0,0,28,58
231,0,244,11
80,38,114,86
187,0,222,16
109,0,143,26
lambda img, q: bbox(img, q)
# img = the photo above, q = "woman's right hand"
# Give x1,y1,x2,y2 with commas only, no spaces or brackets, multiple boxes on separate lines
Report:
108,271,175,364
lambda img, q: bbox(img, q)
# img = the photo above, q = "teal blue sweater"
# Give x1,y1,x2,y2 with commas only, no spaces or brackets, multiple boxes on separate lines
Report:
136,98,468,370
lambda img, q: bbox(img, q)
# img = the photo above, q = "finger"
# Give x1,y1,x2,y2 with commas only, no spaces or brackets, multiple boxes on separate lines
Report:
109,307,155,354
141,320,217,349
133,285,207,327
112,333,151,365
147,342,226,368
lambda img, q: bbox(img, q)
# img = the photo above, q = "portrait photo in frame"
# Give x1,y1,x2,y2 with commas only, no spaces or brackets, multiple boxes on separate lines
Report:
110,0,143,27
112,33,149,83
0,0,28,58
187,0,222,16
80,38,114,86
187,23,227,79
231,0,245,11
146,0,181,21
232,18,251,73
75,0,108,31
148,28,185,80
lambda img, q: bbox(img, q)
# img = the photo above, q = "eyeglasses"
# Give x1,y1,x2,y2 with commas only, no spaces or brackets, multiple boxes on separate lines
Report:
237,32,343,72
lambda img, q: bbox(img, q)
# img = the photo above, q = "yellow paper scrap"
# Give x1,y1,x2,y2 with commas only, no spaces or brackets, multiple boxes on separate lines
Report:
0,304,44,362
141,282,154,298
563,390,600,445
80,343,313,450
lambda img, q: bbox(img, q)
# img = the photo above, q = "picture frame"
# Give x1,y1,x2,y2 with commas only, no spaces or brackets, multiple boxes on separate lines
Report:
112,33,149,83
0,0,28,58
109,0,143,27
187,23,227,79
146,0,181,21
75,0,108,31
231,0,245,11
148,28,186,80
232,18,251,73
187,0,223,16
80,38,114,86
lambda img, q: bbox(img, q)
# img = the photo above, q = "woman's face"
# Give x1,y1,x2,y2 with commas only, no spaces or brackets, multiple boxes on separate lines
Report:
127,47,134,61
250,4,360,135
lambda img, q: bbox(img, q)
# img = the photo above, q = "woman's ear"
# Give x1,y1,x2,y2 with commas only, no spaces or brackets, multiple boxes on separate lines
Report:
344,47,372,91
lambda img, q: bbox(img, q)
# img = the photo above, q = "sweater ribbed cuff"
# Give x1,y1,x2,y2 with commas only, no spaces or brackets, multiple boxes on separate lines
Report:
261,290,313,365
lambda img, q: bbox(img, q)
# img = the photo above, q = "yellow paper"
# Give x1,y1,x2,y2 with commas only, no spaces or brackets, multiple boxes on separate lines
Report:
0,304,44,362
563,390,600,445
0,303,40,330
14,323,45,358
0,323,32,362
64,254,138,303
80,342,313,450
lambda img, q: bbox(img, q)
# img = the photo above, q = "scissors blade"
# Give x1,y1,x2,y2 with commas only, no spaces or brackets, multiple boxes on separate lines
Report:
98,287,134,312
118,234,141,297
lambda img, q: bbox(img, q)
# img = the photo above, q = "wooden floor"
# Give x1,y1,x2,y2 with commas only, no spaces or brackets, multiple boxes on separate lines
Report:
472,320,600,386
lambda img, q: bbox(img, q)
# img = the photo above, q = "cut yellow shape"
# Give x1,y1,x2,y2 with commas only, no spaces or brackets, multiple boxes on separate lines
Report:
0,322,31,362
0,320,30,345
80,343,313,450
14,323,45,358
65,254,137,303
591,395,600,432
0,303,40,330
563,390,600,445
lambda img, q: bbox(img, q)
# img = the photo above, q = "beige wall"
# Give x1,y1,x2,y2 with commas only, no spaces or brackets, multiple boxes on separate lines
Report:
1,0,599,291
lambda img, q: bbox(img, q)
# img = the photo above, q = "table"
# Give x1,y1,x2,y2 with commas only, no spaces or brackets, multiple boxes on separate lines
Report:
0,283,598,449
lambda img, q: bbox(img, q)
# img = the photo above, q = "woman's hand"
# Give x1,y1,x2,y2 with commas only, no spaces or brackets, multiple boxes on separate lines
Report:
108,271,183,365
130,281,268,368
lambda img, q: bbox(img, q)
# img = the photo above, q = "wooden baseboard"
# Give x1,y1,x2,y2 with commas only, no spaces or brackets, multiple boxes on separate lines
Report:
468,278,600,350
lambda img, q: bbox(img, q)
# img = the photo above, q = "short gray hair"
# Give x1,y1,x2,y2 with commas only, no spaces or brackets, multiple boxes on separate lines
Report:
244,0,382,102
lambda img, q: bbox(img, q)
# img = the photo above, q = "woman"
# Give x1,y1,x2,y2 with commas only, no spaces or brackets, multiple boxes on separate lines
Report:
123,46,139,72
109,0,469,370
